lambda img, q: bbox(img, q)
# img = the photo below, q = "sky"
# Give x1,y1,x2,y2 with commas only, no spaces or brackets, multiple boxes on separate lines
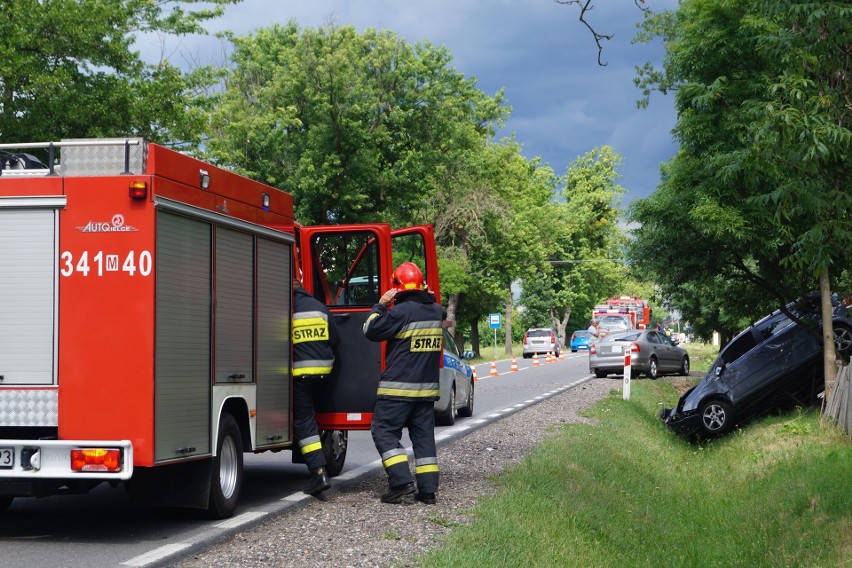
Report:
143,0,680,206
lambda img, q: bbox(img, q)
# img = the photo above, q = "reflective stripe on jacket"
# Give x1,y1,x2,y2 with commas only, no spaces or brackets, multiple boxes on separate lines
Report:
293,287,339,377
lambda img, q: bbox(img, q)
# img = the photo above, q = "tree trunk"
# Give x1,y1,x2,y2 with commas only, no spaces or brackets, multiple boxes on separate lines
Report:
551,308,571,350
470,319,481,357
445,292,459,337
820,267,838,408
504,291,513,355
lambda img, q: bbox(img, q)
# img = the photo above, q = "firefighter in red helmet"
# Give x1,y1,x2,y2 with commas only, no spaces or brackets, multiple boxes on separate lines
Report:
363,262,444,504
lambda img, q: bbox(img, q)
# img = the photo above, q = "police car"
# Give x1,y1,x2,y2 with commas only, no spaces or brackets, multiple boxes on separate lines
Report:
434,328,474,425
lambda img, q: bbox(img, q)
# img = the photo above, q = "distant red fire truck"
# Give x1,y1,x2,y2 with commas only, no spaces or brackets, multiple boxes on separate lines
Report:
605,295,651,329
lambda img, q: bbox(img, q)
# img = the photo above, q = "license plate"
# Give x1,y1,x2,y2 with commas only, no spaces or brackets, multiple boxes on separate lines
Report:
0,447,14,469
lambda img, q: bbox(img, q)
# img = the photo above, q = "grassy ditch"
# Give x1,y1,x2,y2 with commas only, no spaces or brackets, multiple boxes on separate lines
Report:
419,380,852,568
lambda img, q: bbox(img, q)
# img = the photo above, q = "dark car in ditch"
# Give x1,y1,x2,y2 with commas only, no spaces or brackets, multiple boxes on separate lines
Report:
661,293,852,439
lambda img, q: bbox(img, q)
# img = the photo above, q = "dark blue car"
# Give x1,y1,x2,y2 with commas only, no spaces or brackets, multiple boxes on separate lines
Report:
661,293,852,438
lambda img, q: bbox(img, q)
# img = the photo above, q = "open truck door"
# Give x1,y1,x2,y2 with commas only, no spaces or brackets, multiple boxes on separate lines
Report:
296,223,440,431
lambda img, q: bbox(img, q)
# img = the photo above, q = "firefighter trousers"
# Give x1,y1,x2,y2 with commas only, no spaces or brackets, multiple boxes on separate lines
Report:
293,375,327,472
371,398,439,494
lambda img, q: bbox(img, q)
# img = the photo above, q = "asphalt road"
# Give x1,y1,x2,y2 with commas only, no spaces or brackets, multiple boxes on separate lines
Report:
0,351,594,568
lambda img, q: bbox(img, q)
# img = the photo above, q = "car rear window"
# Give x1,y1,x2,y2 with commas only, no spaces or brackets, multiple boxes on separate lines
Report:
602,331,642,343
527,329,552,337
574,331,591,337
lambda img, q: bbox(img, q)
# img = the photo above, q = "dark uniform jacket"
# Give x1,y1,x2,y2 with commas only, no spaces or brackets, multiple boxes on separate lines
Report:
362,290,444,401
293,287,339,377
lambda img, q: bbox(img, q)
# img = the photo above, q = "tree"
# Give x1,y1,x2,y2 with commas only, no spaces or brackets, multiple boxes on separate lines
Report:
630,0,852,391
204,22,507,226
0,0,237,145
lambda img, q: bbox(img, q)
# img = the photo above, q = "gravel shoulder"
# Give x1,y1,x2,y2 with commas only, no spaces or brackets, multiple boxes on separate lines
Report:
173,377,616,568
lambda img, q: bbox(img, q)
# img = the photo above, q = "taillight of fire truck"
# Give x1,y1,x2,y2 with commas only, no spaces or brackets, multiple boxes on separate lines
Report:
70,448,123,472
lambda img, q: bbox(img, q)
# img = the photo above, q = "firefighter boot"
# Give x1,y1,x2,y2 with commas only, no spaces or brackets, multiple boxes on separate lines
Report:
304,467,330,496
414,492,436,505
380,482,415,503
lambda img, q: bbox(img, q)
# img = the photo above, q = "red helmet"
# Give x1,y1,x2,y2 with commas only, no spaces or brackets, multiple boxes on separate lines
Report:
392,262,424,291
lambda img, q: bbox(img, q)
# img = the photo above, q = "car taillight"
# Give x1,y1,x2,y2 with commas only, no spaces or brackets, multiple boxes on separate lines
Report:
590,344,596,355
631,342,640,353
523,333,528,344
570,333,576,342
550,331,556,342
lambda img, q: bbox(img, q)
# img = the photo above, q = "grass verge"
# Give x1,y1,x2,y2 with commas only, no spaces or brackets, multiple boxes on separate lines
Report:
418,380,852,568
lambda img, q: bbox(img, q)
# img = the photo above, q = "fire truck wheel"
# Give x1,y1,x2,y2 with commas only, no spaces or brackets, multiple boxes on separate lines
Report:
320,430,348,477
0,496,12,512
208,413,244,519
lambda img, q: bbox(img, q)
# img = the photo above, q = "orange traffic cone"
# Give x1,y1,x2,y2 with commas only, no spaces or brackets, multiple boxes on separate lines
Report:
471,364,478,382
546,351,553,363
532,353,540,367
510,357,519,372
558,350,565,361
490,360,499,377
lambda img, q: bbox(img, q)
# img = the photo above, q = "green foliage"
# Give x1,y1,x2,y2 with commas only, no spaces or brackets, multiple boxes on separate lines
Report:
520,146,628,333
420,381,852,567
0,0,237,145
628,0,851,333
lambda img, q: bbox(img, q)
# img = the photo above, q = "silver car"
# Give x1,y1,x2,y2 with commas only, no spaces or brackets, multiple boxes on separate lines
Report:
435,328,475,426
589,329,690,379
522,328,561,358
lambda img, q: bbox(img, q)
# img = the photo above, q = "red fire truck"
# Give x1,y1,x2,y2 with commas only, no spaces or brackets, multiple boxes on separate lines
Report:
0,138,439,518
606,296,651,329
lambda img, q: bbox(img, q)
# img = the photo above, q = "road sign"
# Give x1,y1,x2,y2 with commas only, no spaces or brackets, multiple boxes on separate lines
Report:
488,313,501,329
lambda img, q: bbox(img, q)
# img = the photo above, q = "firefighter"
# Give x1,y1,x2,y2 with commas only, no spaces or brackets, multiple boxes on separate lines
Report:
292,278,340,497
363,262,444,504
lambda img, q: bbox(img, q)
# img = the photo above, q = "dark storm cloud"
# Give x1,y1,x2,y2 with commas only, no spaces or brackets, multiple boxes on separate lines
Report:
151,0,680,204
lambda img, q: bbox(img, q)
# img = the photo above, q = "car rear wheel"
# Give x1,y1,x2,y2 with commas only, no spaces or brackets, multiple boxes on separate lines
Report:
679,356,690,376
834,325,852,357
458,380,474,417
647,357,659,380
593,369,608,378
698,399,733,437
435,386,456,426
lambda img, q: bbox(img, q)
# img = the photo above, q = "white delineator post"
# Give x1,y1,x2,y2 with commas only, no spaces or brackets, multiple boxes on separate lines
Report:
623,345,631,400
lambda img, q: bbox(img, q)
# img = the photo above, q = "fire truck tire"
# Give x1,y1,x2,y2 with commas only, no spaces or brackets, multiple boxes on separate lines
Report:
208,413,243,519
0,496,12,512
320,430,348,477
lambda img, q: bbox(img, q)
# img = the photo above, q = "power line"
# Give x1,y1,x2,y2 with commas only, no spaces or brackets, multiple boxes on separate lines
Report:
547,259,625,264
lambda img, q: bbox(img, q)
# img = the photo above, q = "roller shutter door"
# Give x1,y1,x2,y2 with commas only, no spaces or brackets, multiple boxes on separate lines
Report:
255,237,291,447
0,209,56,386
155,212,211,461
214,228,254,384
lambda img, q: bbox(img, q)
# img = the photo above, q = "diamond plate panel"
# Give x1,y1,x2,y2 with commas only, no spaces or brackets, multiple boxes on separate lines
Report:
0,389,58,426
61,138,147,176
